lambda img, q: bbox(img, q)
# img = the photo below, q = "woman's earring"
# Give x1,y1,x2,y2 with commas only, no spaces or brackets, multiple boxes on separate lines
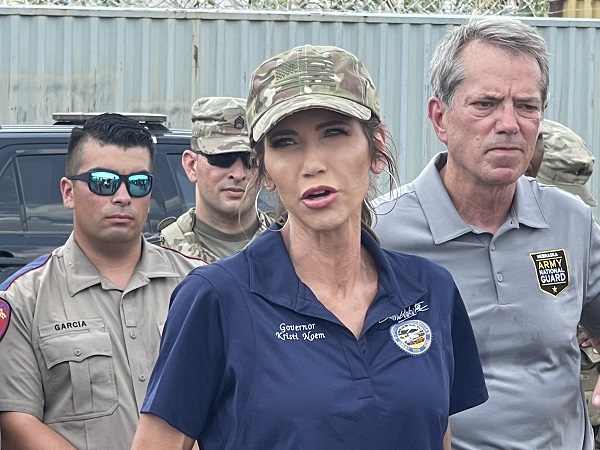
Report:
270,213,289,233
254,185,272,219
371,167,400,217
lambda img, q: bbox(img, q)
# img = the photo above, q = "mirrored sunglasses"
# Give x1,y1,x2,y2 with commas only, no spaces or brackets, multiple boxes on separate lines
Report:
68,170,153,197
197,151,251,169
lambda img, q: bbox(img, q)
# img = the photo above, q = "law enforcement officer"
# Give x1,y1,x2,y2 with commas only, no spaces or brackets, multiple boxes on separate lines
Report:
374,16,600,450
0,113,204,450
158,97,273,261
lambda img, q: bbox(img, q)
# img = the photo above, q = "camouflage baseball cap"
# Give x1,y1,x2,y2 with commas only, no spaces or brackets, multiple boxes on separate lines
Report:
191,96,250,155
247,45,380,143
536,119,597,207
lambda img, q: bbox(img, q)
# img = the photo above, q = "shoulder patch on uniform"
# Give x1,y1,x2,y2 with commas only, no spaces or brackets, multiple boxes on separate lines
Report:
529,249,569,297
0,298,11,341
157,217,177,231
0,253,52,291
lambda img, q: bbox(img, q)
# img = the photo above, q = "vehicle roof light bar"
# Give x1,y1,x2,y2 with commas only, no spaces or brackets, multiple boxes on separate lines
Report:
52,112,168,125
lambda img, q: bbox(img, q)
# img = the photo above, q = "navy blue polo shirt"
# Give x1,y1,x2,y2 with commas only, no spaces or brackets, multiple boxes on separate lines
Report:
141,227,487,449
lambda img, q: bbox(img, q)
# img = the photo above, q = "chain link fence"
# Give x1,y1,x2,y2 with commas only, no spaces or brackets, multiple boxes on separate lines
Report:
1,0,568,17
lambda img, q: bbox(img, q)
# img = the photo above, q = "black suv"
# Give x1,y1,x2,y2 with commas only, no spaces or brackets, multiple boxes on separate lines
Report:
0,113,195,282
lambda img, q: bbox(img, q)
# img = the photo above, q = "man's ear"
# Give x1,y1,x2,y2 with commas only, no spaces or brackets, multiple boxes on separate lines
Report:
427,96,449,145
60,177,75,210
182,149,199,182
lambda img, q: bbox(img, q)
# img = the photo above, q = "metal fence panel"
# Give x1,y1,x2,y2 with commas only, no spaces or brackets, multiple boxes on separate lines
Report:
1,9,599,206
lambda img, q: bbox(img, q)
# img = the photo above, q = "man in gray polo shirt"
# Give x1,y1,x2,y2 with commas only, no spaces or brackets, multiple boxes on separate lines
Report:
374,17,600,450
0,114,203,449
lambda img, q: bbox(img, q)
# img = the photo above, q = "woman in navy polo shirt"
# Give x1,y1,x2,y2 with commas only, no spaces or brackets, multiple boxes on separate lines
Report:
132,45,488,450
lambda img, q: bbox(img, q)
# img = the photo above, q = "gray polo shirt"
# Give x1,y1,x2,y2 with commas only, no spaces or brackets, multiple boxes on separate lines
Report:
374,152,600,450
0,234,203,450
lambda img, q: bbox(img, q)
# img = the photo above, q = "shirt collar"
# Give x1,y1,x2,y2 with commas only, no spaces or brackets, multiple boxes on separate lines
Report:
63,234,183,295
413,152,548,243
512,177,550,229
245,225,427,315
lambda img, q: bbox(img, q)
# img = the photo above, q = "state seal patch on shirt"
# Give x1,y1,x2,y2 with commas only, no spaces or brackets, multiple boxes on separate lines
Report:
0,298,11,341
529,249,569,297
390,319,432,356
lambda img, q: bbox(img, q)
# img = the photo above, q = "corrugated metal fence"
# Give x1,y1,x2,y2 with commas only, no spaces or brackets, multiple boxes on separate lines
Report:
1,8,599,202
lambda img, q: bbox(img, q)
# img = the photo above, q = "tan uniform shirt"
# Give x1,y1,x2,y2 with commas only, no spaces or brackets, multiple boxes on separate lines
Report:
0,234,204,450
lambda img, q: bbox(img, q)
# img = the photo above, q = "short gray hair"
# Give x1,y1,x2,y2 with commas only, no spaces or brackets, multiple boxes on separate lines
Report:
429,16,549,109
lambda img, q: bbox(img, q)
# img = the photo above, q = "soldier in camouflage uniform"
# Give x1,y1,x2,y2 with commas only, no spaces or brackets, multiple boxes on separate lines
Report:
158,97,273,262
535,118,600,446
536,118,597,207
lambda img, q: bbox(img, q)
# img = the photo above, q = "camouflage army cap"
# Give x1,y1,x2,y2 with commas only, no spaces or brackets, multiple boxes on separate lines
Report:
247,45,380,143
191,96,250,155
536,119,597,207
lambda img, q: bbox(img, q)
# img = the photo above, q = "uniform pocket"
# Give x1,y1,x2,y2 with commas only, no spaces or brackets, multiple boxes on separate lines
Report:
38,319,118,422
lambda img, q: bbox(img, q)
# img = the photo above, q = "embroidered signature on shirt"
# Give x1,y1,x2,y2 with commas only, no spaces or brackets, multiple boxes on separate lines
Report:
378,301,429,324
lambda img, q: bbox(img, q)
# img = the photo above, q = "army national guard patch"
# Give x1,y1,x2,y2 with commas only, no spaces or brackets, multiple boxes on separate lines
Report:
0,298,11,341
390,320,432,356
530,249,569,297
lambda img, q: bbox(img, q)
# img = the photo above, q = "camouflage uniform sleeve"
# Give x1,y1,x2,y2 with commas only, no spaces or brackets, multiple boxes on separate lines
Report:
159,210,195,250
159,210,219,262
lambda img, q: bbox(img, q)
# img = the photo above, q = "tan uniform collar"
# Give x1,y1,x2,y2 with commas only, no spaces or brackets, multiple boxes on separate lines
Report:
61,233,183,296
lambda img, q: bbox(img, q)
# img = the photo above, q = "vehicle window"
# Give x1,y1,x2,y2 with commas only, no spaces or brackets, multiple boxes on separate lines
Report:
16,154,73,232
0,160,22,232
166,153,195,210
